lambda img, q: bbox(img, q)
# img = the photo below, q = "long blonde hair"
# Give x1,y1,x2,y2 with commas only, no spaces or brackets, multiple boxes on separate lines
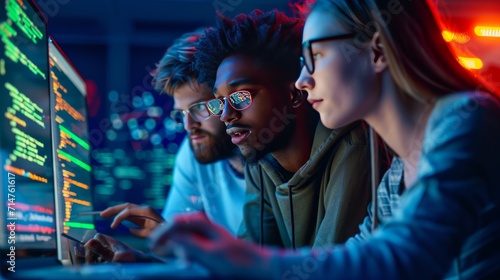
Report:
311,0,497,103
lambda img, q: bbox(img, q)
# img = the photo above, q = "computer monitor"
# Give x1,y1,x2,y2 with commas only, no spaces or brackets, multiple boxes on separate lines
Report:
0,0,56,267
48,37,95,265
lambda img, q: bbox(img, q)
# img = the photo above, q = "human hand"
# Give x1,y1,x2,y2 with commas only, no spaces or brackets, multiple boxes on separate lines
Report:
100,203,165,238
149,212,272,278
83,233,159,264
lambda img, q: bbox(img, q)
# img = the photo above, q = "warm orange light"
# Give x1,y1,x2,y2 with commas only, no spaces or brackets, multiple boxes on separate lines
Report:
474,26,500,37
442,31,470,44
458,57,483,70
442,31,454,42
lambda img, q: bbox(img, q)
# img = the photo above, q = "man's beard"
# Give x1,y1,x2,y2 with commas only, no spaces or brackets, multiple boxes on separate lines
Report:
241,118,296,165
189,129,236,164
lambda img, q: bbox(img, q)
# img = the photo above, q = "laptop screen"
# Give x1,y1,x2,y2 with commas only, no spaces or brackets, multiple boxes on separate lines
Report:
49,37,95,265
0,0,57,266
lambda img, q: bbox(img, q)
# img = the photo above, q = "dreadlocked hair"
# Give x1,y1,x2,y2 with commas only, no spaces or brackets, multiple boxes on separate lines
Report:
194,9,304,89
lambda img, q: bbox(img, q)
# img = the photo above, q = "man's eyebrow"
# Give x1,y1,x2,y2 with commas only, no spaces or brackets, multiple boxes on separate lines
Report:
213,78,258,95
173,98,210,110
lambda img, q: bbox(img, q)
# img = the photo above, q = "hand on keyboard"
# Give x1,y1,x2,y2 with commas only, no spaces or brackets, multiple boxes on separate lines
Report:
83,233,162,264
99,203,166,238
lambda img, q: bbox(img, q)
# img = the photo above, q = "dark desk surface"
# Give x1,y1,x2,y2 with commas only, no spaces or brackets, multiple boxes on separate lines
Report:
3,260,210,279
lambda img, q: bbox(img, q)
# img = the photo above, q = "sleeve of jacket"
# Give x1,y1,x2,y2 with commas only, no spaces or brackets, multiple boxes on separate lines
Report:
344,202,374,247
237,164,284,247
162,138,203,222
268,93,500,279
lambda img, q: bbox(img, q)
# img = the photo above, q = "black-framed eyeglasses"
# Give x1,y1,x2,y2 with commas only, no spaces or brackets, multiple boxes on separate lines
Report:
300,33,356,75
170,101,211,125
206,90,253,115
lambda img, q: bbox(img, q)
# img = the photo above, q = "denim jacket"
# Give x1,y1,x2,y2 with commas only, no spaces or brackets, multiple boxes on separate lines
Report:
269,92,500,279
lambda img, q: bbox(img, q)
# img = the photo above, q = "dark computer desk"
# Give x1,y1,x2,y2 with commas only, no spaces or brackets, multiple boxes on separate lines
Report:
3,258,211,279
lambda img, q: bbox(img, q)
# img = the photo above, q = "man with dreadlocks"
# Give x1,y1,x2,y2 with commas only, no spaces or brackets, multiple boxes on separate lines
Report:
193,9,375,248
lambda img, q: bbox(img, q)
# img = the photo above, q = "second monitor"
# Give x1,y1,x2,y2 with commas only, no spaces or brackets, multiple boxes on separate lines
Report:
49,37,95,265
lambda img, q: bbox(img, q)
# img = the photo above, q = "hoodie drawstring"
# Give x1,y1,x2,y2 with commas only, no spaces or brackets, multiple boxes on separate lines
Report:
288,184,296,250
259,169,264,247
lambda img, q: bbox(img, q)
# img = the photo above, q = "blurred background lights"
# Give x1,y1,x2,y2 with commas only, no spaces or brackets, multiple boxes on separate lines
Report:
132,96,144,108
150,133,162,146
127,118,138,129
108,90,119,102
145,118,156,131
119,180,133,190
167,142,179,154
458,57,484,70
147,106,163,118
111,114,124,130
142,91,155,106
474,26,500,37
442,30,470,44
106,130,117,141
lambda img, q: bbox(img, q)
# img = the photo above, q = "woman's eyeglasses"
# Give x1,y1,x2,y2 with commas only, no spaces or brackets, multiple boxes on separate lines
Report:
170,101,211,125
300,33,356,75
206,90,253,115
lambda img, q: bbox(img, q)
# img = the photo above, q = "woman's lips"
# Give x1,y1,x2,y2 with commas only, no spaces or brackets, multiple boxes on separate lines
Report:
308,98,323,110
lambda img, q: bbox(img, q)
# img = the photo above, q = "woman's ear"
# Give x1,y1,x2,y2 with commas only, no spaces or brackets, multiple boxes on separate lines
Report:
370,32,387,73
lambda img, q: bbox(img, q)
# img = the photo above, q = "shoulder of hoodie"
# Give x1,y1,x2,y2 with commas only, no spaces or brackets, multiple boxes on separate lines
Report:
243,120,371,185
311,120,370,156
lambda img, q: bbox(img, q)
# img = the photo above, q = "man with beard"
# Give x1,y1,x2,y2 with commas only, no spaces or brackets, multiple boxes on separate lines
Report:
82,28,246,264
193,10,375,248
97,28,246,238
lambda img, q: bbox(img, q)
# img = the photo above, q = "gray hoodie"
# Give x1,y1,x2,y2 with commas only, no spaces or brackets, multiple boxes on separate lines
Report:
238,121,373,248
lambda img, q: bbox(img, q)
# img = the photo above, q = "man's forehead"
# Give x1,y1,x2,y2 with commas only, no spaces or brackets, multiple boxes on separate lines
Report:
173,83,212,108
213,56,274,94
